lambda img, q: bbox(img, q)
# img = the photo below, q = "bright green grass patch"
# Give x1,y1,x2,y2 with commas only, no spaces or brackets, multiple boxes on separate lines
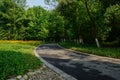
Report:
0,41,43,80
59,42,120,58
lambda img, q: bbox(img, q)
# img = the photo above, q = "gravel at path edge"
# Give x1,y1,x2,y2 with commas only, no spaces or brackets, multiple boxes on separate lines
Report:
7,64,65,80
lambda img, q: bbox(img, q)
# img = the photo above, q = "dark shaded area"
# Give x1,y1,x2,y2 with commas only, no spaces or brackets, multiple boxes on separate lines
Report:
42,57,116,80
90,60,120,69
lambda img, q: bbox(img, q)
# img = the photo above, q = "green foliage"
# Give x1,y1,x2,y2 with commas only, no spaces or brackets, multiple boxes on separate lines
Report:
47,12,65,41
0,0,119,47
100,0,120,9
0,0,27,40
0,41,42,80
104,4,120,42
105,4,120,24
56,0,109,43
59,42,120,58
102,40,120,47
24,6,49,40
54,0,119,46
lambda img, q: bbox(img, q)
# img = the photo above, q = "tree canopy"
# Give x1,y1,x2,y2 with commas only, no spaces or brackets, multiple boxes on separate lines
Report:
0,0,120,47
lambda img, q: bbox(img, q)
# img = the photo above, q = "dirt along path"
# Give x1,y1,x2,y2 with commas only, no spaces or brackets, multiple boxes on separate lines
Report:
35,44,120,80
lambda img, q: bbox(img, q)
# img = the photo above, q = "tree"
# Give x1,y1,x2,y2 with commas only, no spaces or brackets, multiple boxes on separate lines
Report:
51,0,111,47
47,11,65,42
25,6,49,40
104,4,120,46
0,0,26,40
100,0,120,9
56,0,83,43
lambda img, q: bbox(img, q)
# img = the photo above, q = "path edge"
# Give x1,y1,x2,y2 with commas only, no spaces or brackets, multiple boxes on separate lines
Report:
34,45,77,80
56,44,120,64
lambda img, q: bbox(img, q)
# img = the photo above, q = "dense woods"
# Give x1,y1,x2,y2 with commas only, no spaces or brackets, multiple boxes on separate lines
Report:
0,0,120,47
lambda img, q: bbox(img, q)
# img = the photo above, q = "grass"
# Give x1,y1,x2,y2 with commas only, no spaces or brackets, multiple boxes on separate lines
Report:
59,42,120,59
0,40,43,80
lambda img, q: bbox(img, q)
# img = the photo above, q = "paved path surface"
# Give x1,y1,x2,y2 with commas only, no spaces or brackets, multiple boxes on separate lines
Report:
35,44,120,80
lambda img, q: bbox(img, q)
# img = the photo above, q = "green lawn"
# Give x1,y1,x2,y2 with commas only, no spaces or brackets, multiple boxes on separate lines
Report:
59,42,120,59
0,41,42,80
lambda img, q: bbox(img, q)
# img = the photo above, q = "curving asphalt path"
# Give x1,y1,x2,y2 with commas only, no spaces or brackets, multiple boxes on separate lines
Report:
35,44,120,80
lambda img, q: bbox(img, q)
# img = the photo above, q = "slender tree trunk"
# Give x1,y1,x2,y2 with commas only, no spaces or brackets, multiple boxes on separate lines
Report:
95,38,100,48
84,0,100,47
79,38,84,44
76,4,84,44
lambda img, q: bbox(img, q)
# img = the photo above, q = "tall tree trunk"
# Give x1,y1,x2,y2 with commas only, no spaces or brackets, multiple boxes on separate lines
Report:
76,4,84,44
84,0,100,47
95,38,100,48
